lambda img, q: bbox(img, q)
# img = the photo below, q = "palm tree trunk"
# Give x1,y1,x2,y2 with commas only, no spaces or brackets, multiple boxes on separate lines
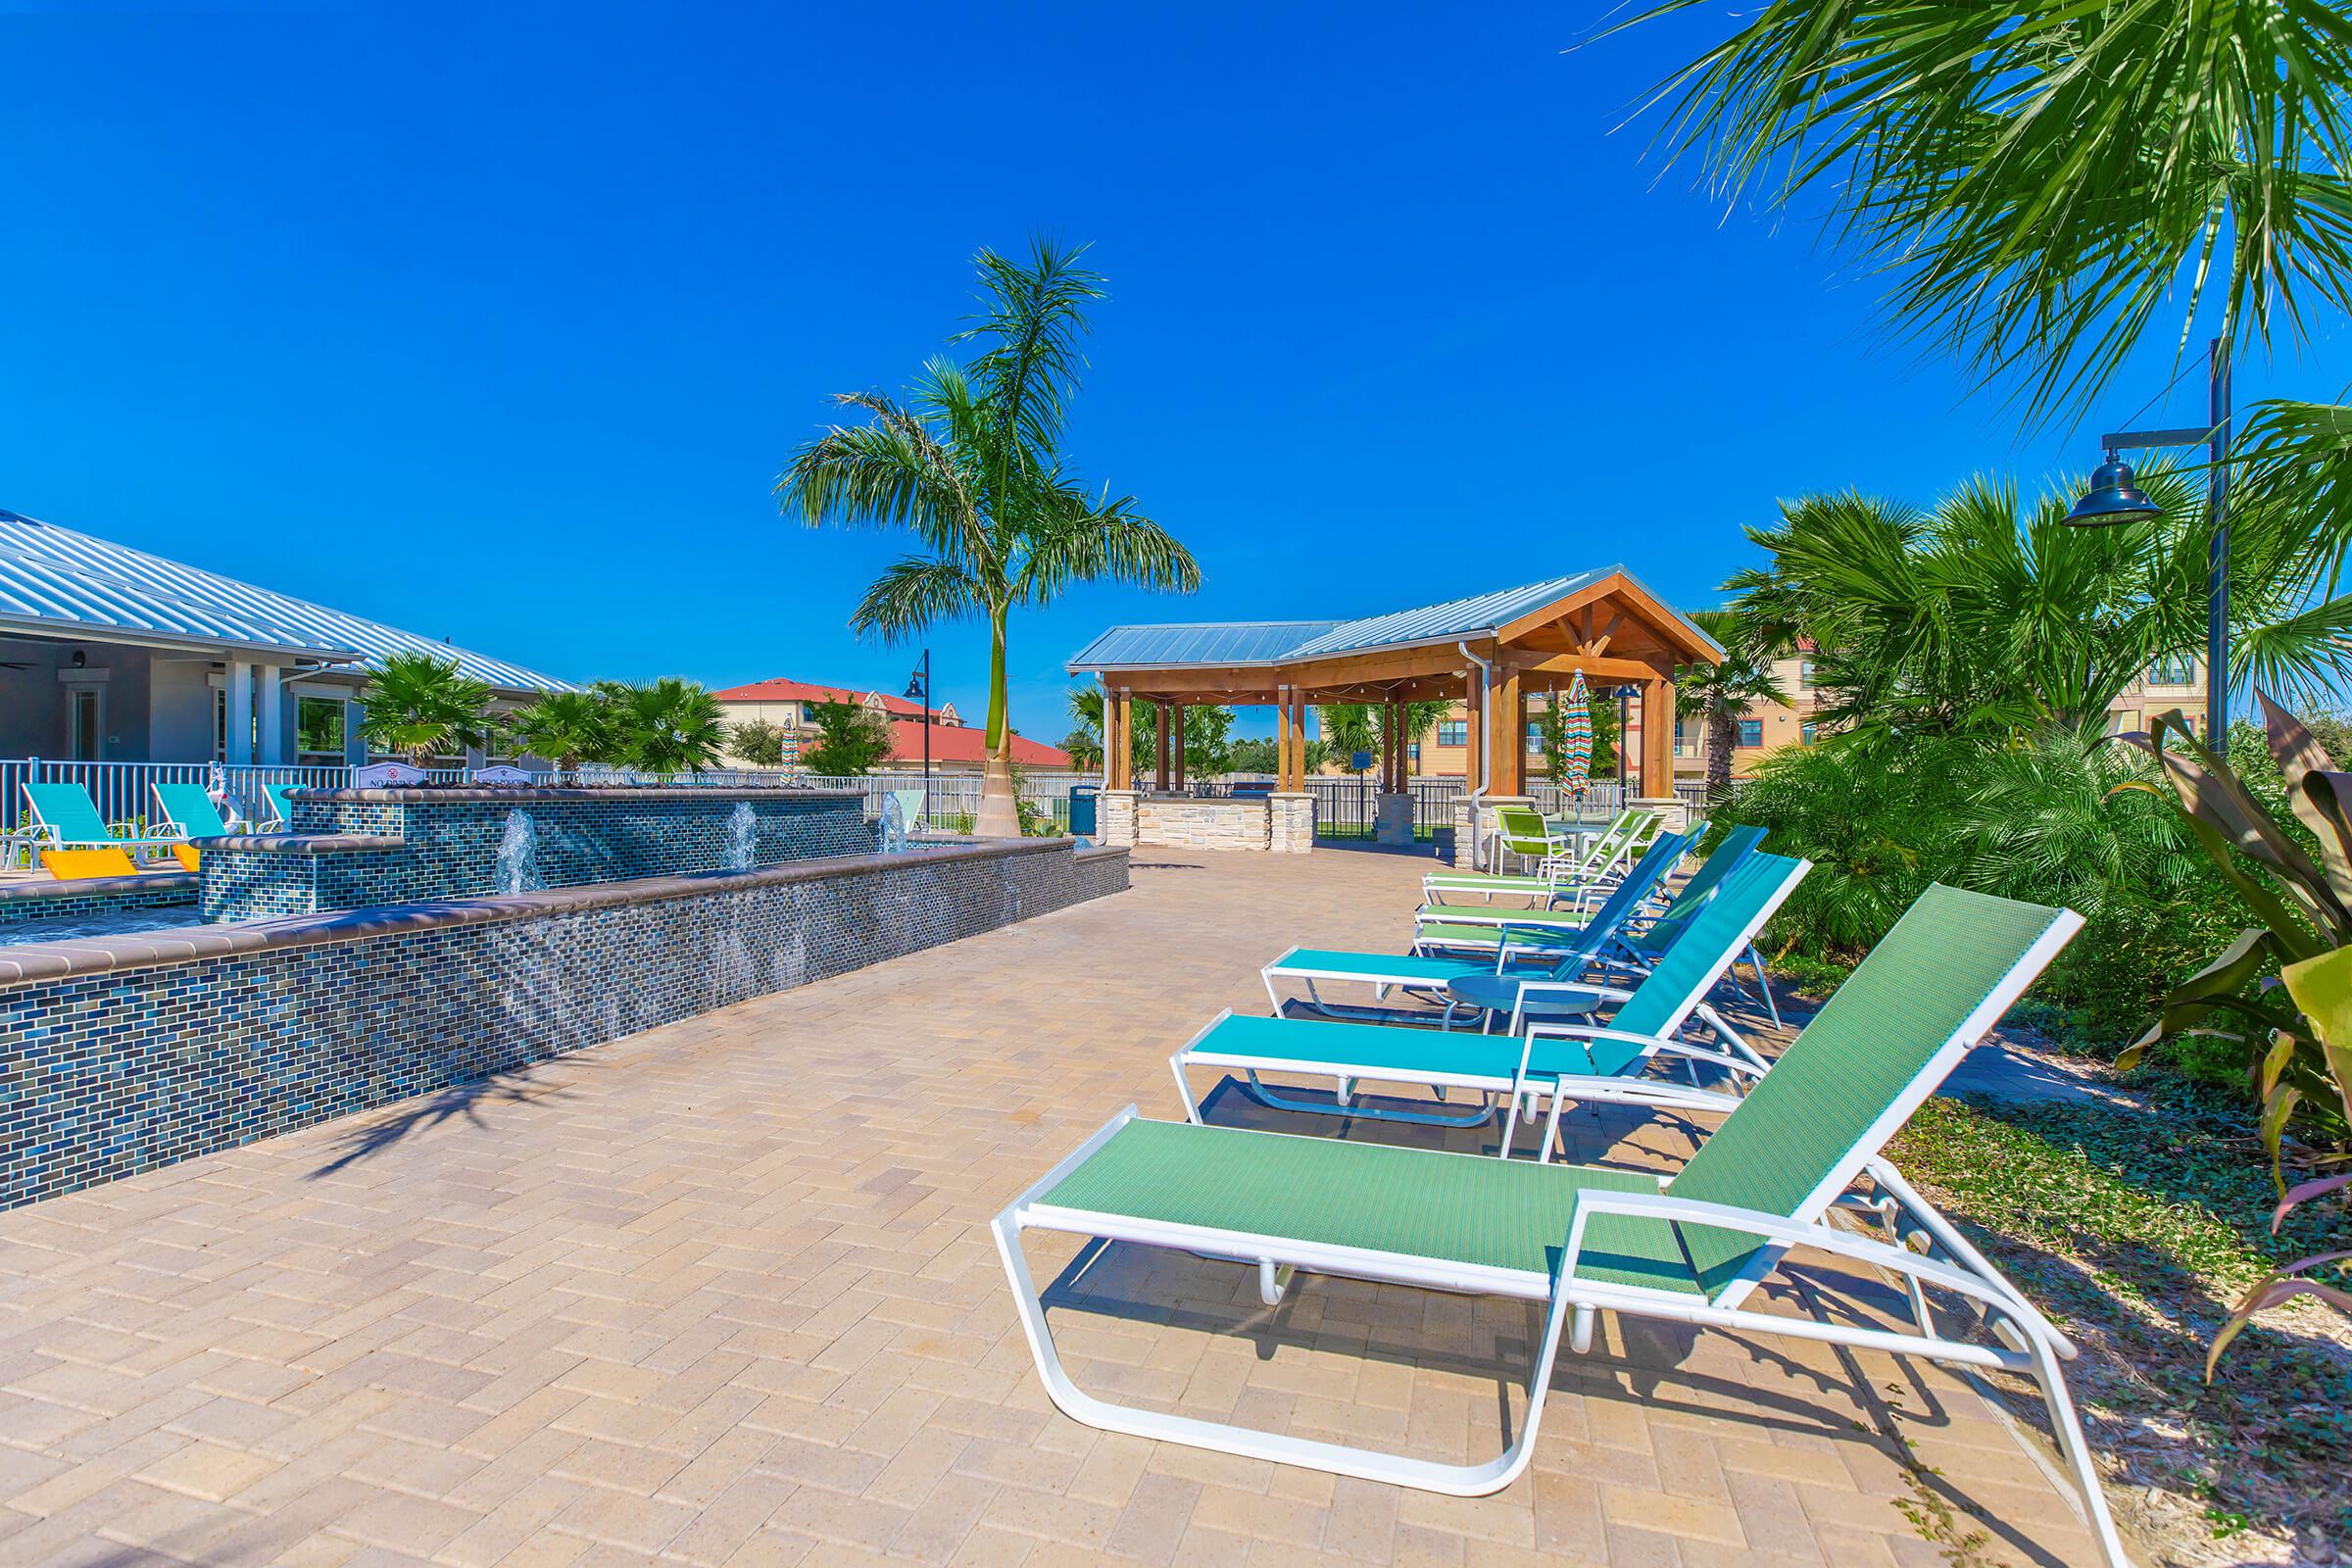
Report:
1706,704,1738,804
975,611,1022,838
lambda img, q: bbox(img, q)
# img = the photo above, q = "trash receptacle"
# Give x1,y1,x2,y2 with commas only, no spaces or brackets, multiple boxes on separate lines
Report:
1067,784,1099,837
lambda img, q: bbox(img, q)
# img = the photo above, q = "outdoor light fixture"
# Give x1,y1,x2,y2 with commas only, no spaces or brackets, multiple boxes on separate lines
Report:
2065,336,2231,740
2062,452,2158,526
905,650,931,826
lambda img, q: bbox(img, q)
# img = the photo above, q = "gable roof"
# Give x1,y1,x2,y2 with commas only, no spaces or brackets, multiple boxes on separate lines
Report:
885,720,1069,769
710,676,932,719
1066,568,1721,672
0,509,575,694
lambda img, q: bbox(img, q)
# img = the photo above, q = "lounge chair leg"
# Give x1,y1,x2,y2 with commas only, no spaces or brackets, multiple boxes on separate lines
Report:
1171,1054,1203,1125
1745,942,1783,1029
1539,1088,1568,1165
995,1210,1573,1496
2016,1314,2130,1568
1258,1258,1293,1305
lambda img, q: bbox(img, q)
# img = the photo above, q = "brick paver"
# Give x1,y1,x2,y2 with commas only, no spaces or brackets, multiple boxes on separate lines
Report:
0,847,2108,1565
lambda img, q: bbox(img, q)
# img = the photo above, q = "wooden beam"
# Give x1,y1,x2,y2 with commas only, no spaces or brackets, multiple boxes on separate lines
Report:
1641,676,1675,799
1502,651,1676,684
1487,664,1525,797
1277,688,1294,791
1154,702,1170,791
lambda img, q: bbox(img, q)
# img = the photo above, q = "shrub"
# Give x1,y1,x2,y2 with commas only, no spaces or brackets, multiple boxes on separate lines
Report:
801,700,894,775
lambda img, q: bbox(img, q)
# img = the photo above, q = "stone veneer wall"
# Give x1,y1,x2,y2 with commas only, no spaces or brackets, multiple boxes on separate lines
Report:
205,789,876,921
1133,795,1269,851
0,874,199,929
1,840,1129,1209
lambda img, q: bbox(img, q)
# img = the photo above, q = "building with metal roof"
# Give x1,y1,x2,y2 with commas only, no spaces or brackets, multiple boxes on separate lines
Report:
1067,567,1720,852
0,508,574,768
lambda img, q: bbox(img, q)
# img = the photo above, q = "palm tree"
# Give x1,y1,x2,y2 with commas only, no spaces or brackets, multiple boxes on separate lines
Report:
359,652,492,768
601,678,726,775
1316,701,1449,780
1675,611,1789,804
779,240,1200,837
1725,468,2352,741
504,690,617,772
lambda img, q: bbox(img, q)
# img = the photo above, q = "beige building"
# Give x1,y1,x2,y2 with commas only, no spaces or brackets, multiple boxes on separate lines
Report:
710,676,1075,774
1373,647,2209,784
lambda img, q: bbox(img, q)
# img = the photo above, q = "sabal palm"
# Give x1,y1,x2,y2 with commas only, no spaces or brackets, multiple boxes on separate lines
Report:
779,240,1199,837
505,691,616,772
1726,466,2352,742
603,678,724,775
1317,701,1449,778
1675,610,1788,803
359,653,492,768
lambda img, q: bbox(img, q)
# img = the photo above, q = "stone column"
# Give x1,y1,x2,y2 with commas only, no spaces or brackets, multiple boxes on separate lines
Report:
1100,788,1140,847
1269,792,1315,853
1374,789,1415,847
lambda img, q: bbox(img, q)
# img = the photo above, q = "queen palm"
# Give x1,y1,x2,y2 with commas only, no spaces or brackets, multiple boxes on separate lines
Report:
780,240,1200,838
1674,610,1788,804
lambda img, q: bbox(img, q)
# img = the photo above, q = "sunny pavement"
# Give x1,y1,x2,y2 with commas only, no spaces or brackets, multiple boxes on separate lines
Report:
0,845,2112,1567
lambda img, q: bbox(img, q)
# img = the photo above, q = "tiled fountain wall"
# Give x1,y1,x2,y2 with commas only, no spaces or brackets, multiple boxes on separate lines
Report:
202,787,877,920
0,838,1129,1208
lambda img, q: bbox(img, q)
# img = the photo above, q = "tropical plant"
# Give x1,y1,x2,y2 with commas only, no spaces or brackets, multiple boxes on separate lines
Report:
2115,695,2352,1370
505,690,619,771
1728,470,2352,740
1620,0,2352,424
1675,609,1788,803
600,678,725,775
1059,727,1103,773
779,239,1200,836
725,718,788,767
359,653,493,768
1065,687,1235,779
1316,705,1378,774
800,699,895,776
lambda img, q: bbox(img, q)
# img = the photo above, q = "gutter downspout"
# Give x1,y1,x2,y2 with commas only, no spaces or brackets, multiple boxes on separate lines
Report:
1458,639,1492,870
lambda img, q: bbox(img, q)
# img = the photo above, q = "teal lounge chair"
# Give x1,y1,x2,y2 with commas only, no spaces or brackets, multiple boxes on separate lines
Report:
1263,832,1691,1024
20,780,180,864
1430,807,1653,905
995,885,2123,1567
150,781,230,842
1417,823,1762,934
259,781,299,830
1179,852,1810,1143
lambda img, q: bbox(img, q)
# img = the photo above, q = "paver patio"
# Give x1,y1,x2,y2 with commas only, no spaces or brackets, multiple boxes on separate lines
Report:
0,846,2112,1567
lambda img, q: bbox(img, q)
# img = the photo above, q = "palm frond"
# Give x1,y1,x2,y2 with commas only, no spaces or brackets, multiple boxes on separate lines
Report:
848,555,985,644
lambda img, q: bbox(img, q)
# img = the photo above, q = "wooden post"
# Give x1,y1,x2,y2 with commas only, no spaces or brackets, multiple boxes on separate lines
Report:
1642,676,1676,799
1154,702,1170,792
1172,703,1185,791
1296,693,1310,789
1488,665,1524,797
1112,690,1132,790
1462,680,1482,791
1276,689,1293,791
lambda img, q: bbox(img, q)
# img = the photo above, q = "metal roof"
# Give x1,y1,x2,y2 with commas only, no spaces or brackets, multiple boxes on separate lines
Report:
1067,568,1721,672
0,509,577,694
1064,619,1343,670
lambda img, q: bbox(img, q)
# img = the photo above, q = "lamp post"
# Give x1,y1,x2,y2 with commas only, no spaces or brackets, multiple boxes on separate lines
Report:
2066,335,2231,743
903,651,931,828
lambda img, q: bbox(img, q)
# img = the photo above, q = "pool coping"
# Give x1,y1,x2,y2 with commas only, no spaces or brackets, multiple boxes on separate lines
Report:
0,837,1123,989
204,834,409,856
289,785,869,804
0,871,199,905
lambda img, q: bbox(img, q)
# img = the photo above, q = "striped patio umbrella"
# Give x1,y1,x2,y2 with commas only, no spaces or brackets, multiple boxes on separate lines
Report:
1560,671,1593,800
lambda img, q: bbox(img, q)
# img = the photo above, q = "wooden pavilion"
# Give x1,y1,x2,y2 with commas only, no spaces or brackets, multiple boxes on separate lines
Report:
1065,567,1719,855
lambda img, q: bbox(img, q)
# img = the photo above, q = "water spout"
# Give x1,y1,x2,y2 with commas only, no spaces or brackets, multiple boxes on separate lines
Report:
495,809,546,895
726,801,757,870
878,793,908,855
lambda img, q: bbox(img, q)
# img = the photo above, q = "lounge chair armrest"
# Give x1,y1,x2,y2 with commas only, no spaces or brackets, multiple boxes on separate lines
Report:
1642,1040,1767,1078
1560,1190,2028,1316
1515,985,1636,1009
1519,1023,1664,1051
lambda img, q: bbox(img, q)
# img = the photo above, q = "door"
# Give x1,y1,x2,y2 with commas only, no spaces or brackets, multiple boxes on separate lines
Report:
69,687,102,761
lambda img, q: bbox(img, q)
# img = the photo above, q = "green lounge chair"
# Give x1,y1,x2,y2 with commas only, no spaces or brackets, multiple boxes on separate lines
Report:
995,886,2123,1568
1430,807,1652,904
1488,804,1568,876
1264,832,1691,1024
1179,851,1809,1143
1413,831,1690,958
20,780,180,866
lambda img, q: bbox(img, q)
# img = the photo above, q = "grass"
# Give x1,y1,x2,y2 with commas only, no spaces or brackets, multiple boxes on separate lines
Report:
1887,1081,2351,1561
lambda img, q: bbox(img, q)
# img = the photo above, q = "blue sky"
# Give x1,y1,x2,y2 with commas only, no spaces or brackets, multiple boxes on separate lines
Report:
5,2,2344,742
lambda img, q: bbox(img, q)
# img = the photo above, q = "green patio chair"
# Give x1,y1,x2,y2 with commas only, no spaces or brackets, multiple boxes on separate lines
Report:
1178,851,1809,1144
994,885,2123,1568
1260,832,1690,1024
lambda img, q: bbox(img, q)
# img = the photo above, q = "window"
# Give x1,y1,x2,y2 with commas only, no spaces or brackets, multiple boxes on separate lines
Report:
2147,655,2196,687
1799,660,1821,688
296,697,347,765
69,688,102,762
1738,718,1764,748
1525,719,1544,749
1801,720,1818,745
1406,742,1420,765
1437,720,1467,747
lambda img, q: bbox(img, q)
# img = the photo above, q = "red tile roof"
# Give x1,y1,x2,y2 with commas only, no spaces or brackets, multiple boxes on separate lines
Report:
712,677,930,719
887,721,1071,769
